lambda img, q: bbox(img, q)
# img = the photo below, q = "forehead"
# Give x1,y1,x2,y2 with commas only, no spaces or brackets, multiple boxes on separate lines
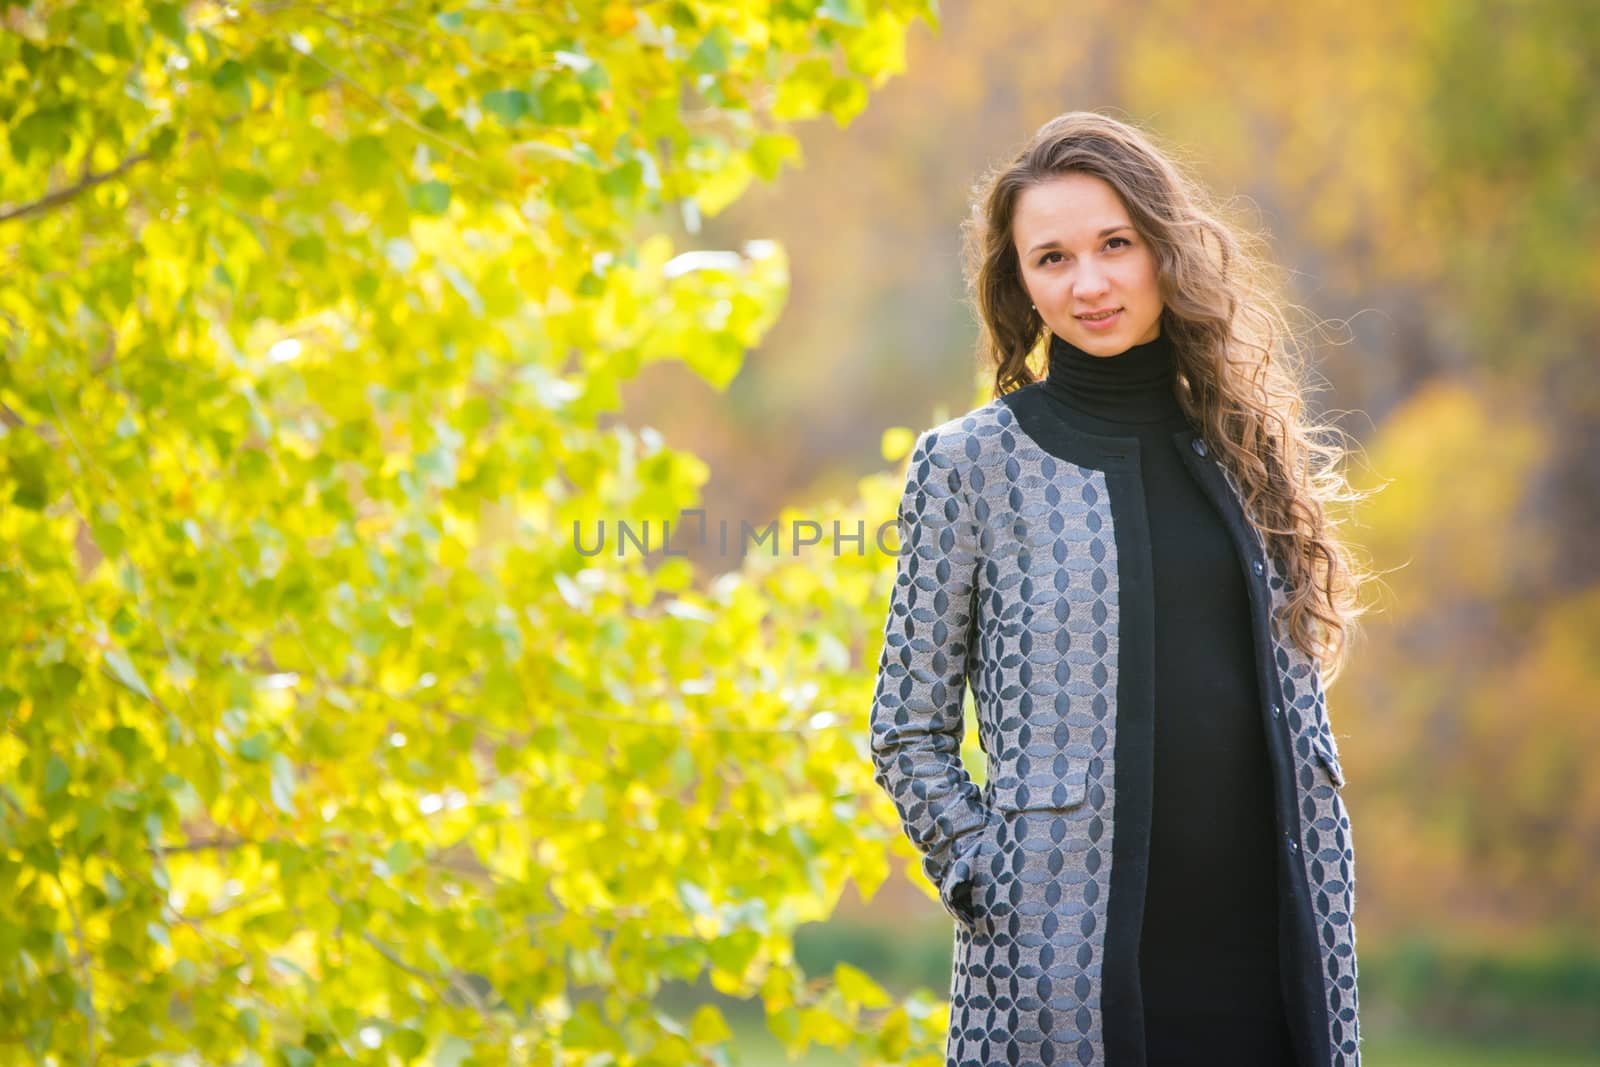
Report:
1011,173,1131,248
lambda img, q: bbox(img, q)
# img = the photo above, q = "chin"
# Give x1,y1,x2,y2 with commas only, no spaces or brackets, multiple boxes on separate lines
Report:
1075,332,1130,353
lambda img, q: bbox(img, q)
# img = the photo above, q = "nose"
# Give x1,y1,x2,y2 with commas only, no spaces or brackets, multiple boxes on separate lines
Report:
1073,260,1111,302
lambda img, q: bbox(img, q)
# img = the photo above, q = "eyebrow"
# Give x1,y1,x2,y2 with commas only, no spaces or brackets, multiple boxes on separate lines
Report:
1026,225,1132,255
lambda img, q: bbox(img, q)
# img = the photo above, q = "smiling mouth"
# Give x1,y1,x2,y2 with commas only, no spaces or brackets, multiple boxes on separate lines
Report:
1077,309,1121,321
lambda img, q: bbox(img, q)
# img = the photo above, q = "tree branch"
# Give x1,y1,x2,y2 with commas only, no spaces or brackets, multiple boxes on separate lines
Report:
0,150,151,225
55,871,98,1061
0,78,336,228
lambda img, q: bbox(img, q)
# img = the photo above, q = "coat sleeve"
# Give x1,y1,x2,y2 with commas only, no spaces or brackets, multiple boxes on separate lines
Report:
869,427,1002,925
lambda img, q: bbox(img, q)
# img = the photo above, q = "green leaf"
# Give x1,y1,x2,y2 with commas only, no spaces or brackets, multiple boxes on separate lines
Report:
346,134,389,181
72,799,108,851
774,58,833,120
434,1035,472,1067
220,168,274,201
270,753,297,814
385,840,417,875
690,1002,733,1044
288,234,327,265
10,105,75,164
107,726,140,758
149,3,186,43
600,159,643,201
211,59,252,109
834,961,892,1008
707,930,761,977
483,89,532,124
823,75,868,124
880,426,916,462
103,649,152,700
408,180,452,215
749,132,800,181
818,0,867,26
391,1027,426,1059
236,733,271,762
147,125,179,161
43,756,70,797
9,450,49,509
688,26,732,74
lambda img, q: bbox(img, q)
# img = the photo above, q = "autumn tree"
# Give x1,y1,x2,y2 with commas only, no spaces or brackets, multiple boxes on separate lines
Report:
0,2,955,1063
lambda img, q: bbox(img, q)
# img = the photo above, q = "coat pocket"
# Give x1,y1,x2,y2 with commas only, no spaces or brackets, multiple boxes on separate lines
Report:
989,751,1094,814
938,817,1004,927
1311,733,1346,789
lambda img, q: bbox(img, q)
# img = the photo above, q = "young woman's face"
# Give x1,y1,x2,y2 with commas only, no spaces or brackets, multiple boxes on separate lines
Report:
1011,172,1163,356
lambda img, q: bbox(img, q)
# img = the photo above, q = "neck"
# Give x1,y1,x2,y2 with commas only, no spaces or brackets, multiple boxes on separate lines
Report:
1041,328,1186,425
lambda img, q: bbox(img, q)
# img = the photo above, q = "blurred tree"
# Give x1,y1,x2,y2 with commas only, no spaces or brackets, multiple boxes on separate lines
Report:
0,1,954,1063
1339,379,1600,946
645,0,1600,960
679,0,1598,564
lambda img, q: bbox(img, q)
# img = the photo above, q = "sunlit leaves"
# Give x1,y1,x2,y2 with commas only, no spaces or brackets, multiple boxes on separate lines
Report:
407,180,452,216
0,0,943,1063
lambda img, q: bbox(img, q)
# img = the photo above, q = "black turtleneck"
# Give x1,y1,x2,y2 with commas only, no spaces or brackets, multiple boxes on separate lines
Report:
1040,329,1191,427
1042,329,1296,1066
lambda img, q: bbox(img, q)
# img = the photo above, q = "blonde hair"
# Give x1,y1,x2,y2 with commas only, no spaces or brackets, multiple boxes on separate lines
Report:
960,110,1376,680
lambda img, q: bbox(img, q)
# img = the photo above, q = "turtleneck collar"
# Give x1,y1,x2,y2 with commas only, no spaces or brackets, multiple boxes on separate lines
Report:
1041,328,1187,426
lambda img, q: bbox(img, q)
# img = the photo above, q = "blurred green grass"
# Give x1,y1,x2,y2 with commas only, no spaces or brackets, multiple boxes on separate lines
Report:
660,917,1600,1065
725,1020,1600,1066
1356,1033,1600,1067
726,1023,1600,1062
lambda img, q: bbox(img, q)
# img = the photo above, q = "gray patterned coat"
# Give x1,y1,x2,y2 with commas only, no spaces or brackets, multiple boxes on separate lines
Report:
868,390,1361,1067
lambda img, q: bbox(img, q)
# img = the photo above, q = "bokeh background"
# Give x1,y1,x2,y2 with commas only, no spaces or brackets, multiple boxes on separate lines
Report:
631,2,1600,1062
4,0,1597,1063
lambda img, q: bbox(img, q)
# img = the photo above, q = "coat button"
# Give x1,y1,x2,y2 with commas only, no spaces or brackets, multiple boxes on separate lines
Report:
1251,559,1264,576
1191,438,1208,457
1286,833,1299,854
1271,702,1281,719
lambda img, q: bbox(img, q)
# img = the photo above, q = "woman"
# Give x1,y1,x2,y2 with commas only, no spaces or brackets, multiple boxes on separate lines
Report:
868,112,1374,1067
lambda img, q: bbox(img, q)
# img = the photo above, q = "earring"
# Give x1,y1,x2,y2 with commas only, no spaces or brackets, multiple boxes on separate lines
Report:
1031,303,1037,310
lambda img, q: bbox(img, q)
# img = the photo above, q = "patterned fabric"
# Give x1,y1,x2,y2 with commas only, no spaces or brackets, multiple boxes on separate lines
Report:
869,398,1362,1067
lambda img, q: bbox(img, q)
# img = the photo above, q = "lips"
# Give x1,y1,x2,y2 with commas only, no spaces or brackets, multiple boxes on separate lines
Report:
1076,308,1124,331
1077,308,1121,320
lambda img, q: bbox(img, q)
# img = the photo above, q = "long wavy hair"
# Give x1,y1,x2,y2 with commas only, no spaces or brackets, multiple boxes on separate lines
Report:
960,111,1376,680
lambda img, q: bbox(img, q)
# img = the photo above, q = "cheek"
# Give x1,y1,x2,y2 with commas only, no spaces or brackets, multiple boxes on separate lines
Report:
1131,253,1162,294
1020,267,1051,302
1108,261,1156,303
